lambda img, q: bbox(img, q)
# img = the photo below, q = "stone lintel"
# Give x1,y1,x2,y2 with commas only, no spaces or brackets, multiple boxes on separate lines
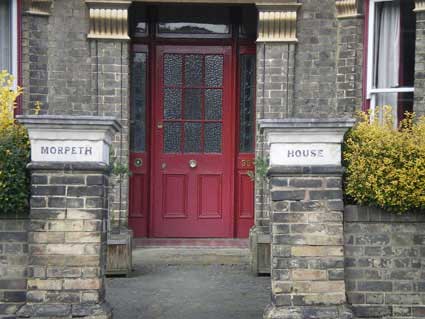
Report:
414,0,425,12
267,165,345,177
28,161,110,172
256,3,302,43
26,0,54,16
335,0,362,19
85,0,131,40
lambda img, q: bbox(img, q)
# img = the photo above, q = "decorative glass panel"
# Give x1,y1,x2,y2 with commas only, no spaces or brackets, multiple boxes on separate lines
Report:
204,123,222,153
185,55,203,86
184,123,202,153
184,89,202,120
164,122,181,153
239,54,256,153
164,88,182,119
130,5,148,37
205,89,222,120
135,22,148,35
130,52,147,152
158,23,230,35
205,55,223,87
164,54,182,86
157,5,231,37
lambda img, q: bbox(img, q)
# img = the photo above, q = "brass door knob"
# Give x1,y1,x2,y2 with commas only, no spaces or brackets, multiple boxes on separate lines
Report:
189,160,197,168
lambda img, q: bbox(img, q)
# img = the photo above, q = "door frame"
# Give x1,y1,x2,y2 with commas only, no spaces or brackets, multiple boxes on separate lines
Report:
149,44,236,238
130,34,256,237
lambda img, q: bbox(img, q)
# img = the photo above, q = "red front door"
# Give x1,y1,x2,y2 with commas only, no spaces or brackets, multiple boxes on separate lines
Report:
151,45,234,238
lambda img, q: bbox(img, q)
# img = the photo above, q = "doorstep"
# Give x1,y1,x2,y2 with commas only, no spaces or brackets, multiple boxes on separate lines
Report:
132,238,250,265
134,238,249,249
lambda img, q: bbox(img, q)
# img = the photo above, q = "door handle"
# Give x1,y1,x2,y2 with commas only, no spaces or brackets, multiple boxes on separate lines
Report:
189,160,197,168
157,122,163,129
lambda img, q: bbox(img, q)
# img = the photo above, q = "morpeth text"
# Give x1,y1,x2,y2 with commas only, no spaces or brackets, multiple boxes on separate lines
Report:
40,146,93,155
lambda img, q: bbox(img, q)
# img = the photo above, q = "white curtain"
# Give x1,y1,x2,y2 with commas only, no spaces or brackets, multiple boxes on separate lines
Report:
373,1,400,118
0,0,11,73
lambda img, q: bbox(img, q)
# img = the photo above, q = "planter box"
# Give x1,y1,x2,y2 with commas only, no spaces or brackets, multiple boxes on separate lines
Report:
106,229,133,276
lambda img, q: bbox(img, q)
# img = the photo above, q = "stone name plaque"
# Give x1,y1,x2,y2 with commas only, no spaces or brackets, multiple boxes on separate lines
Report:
18,115,121,165
31,140,107,163
270,143,341,166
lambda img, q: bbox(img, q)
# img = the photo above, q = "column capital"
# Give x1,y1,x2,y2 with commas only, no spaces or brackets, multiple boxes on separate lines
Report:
256,3,302,43
85,0,132,40
25,0,54,16
414,0,425,13
336,0,362,19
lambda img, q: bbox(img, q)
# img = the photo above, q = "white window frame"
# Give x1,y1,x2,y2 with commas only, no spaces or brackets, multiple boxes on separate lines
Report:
366,0,415,118
11,0,19,89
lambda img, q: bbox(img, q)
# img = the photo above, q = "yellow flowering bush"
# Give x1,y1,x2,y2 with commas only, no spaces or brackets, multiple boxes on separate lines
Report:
0,71,30,214
344,108,425,213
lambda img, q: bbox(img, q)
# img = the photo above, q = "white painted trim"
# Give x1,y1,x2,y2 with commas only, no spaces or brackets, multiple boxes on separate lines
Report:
370,87,415,94
11,0,18,88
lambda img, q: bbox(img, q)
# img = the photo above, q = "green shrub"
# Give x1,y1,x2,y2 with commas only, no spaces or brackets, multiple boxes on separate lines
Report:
343,108,425,213
0,71,30,214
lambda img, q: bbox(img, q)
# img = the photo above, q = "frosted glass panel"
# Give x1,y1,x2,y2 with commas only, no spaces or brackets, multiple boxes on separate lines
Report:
164,88,182,119
184,89,202,120
239,54,255,153
164,54,182,86
130,52,147,152
204,123,222,153
184,123,202,153
205,55,223,87
164,123,181,153
185,55,203,86
205,89,222,120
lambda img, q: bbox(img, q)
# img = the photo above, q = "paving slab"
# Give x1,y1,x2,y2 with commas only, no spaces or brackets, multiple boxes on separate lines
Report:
106,247,270,319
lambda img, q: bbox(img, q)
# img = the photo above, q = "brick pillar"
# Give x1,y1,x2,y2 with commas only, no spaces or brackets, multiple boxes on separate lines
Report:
260,118,354,319
250,3,300,275
86,1,131,231
336,15,364,115
414,8,425,116
17,115,120,319
17,164,111,319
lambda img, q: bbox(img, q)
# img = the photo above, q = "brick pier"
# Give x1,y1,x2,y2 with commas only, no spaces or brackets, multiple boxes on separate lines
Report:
17,163,111,319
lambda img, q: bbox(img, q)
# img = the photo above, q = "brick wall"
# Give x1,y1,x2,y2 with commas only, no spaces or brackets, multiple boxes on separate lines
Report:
293,0,338,117
0,217,28,319
345,205,425,318
415,11,425,117
336,17,364,115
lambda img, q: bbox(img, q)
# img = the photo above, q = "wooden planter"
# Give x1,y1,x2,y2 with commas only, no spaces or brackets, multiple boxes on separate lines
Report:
106,229,133,276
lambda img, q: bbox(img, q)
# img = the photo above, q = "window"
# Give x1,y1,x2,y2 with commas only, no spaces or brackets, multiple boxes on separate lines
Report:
366,0,415,123
0,0,18,87
129,4,258,40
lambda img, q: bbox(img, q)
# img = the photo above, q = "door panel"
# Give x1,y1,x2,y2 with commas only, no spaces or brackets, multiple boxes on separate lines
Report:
162,174,187,218
198,174,223,219
152,45,233,238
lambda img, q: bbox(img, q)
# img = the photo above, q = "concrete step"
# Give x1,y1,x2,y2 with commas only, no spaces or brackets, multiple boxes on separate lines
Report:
132,247,250,266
